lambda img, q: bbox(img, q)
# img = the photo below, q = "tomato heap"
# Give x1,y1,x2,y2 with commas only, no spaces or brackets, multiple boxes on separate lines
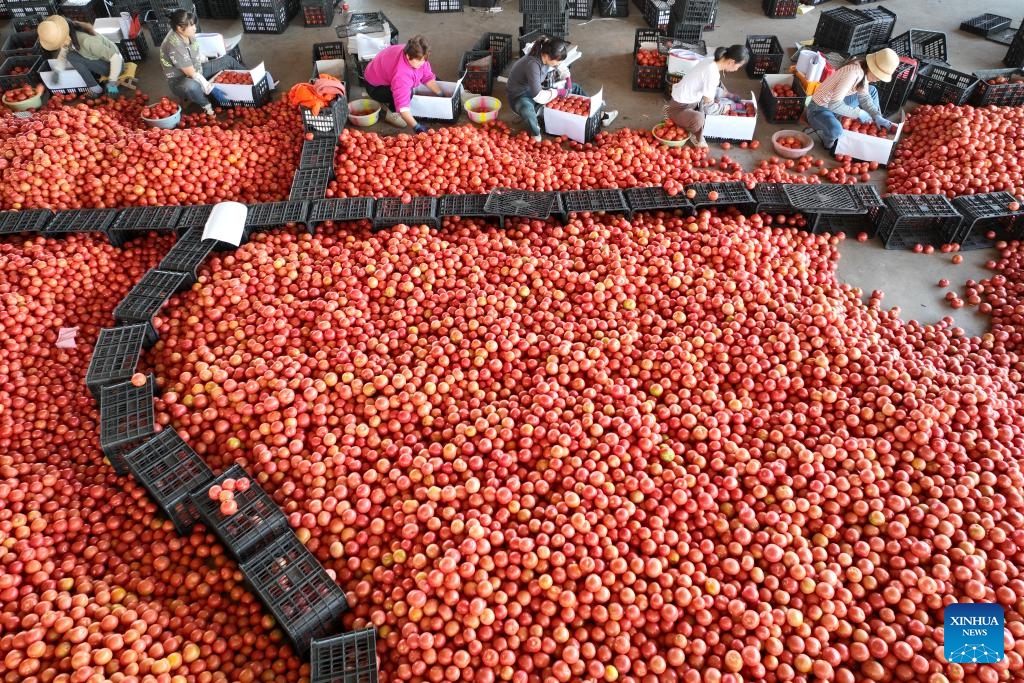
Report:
775,135,807,150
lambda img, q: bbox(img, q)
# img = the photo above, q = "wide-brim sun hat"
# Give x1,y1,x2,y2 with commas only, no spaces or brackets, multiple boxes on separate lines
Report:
37,15,71,52
866,47,899,83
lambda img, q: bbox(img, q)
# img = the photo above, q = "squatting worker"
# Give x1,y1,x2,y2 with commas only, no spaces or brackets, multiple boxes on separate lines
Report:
666,44,750,149
806,47,899,153
37,15,123,97
505,35,617,143
159,9,245,116
363,35,442,134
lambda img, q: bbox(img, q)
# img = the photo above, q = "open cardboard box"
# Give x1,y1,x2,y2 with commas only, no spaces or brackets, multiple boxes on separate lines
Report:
702,90,758,141
39,59,88,91
212,62,267,105
409,77,464,121
542,88,603,144
834,111,905,165
197,33,243,59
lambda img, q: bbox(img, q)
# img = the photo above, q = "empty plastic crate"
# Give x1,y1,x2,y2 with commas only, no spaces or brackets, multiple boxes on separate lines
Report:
308,197,375,230
99,376,156,475
373,196,440,231
197,0,238,18
519,0,566,12
241,533,349,657
113,269,189,327
483,188,561,228
108,206,182,246
745,35,783,78
472,33,513,75
888,29,947,64
299,137,337,170
960,14,1012,37
191,463,291,561
124,429,213,533
622,186,694,220
310,629,378,683
174,204,215,231
910,63,979,105
762,0,797,19
43,208,117,237
971,68,1024,106
520,13,569,39
875,194,962,250
425,0,461,11
783,185,863,214
686,182,756,211
557,189,629,221
459,50,493,96
643,0,669,30
665,20,704,45
951,192,1024,249
567,0,591,19
859,5,896,46
437,194,492,219
0,208,51,235
754,183,797,214
312,41,345,62
1006,26,1024,68
814,7,876,56
241,6,289,33
669,0,715,25
759,74,806,124
289,167,332,201
301,95,347,138
875,55,917,115
159,229,217,284
246,201,310,230
85,323,150,402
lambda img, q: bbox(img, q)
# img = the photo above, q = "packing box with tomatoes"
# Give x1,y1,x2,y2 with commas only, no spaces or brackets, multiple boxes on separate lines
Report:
702,90,758,141
409,76,465,121
210,62,271,108
543,88,603,143
834,111,905,165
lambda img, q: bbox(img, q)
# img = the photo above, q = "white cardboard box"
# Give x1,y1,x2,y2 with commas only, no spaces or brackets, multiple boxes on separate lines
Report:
542,88,603,144
834,111,905,165
702,90,758,141
314,59,346,80
667,48,705,77
39,59,88,91
409,77,464,121
211,62,267,104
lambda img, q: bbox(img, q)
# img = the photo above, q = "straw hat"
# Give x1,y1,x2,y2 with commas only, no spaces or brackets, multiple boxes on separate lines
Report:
865,47,899,83
38,15,71,52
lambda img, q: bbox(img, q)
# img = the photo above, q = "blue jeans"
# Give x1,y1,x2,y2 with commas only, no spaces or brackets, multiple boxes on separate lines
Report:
168,55,245,108
512,82,586,137
806,84,880,149
65,51,108,90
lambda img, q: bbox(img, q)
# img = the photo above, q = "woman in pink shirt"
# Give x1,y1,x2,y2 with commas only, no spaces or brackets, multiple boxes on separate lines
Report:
363,35,443,133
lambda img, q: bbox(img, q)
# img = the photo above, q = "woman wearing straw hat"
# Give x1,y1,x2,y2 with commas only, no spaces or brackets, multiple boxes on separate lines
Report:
805,47,900,153
37,15,123,97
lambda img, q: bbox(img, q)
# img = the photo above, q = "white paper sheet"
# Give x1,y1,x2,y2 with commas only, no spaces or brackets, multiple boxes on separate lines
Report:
203,202,248,246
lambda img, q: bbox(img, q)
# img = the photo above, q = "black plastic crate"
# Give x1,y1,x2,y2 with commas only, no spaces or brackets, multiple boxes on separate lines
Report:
521,13,570,38
567,0,591,19
859,5,896,46
124,429,214,534
310,629,378,683
373,196,440,231
763,0,797,18
483,188,560,228
113,269,189,326
6,0,55,18
438,194,492,219
1007,27,1024,68
876,55,917,115
174,204,215,231
814,7,876,56
633,62,667,92
961,14,1012,37
12,14,46,31
952,192,1024,248
0,54,40,89
0,208,51,235
159,229,216,284
99,376,156,475
336,11,399,43
460,50,493,96
289,167,332,201
299,137,337,170
241,533,349,658
301,0,333,26
745,35,783,78
643,0,669,30
145,18,171,47
851,184,884,217
85,323,150,400
669,0,715,25
59,0,102,23
875,194,962,250
971,68,1024,106
910,62,979,105
623,186,694,219
783,184,862,214
558,189,629,220
237,0,285,10
190,463,291,561
687,182,756,211
312,41,346,62
308,197,375,229
246,201,310,230
425,0,461,11
114,34,148,63
197,0,238,18
473,33,513,76
241,6,289,33
108,206,181,246
520,0,566,12
0,30,40,57
43,208,117,237
754,183,798,214
665,21,703,44
301,95,347,138
888,29,947,64
809,213,875,237
759,75,806,124
517,28,547,55
597,0,627,17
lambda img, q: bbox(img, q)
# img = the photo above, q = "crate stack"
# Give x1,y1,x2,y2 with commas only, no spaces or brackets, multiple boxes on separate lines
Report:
425,0,461,13
239,0,291,33
473,33,513,77
666,0,716,44
4,0,57,21
58,0,104,23
197,0,239,19
460,49,494,96
1004,23,1024,68
745,35,783,78
641,0,668,31
632,28,666,92
520,0,569,41
813,6,880,57
567,0,591,20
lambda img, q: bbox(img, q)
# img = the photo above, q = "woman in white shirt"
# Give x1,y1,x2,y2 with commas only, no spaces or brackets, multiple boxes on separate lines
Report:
666,45,749,148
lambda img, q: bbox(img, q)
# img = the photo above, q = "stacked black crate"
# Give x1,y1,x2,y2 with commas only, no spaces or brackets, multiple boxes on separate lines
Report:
666,0,715,44
196,0,238,19
238,0,290,33
520,0,569,41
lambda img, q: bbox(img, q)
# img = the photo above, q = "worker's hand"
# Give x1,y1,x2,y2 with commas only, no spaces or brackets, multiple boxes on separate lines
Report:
555,65,570,81
856,110,873,124
556,88,568,98
413,123,428,134
105,82,119,96
199,52,209,64
210,87,231,106
873,115,894,131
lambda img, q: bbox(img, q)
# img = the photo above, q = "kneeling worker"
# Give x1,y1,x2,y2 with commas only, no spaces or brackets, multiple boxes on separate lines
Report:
37,15,123,97
160,9,245,115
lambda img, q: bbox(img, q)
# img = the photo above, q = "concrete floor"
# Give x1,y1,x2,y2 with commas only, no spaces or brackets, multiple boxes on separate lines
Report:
7,0,1021,335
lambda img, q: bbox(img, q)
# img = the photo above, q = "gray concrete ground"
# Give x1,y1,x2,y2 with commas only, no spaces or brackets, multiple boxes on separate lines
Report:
7,0,1021,335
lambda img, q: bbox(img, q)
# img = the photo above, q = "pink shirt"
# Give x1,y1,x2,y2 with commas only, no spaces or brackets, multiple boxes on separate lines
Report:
363,44,436,112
